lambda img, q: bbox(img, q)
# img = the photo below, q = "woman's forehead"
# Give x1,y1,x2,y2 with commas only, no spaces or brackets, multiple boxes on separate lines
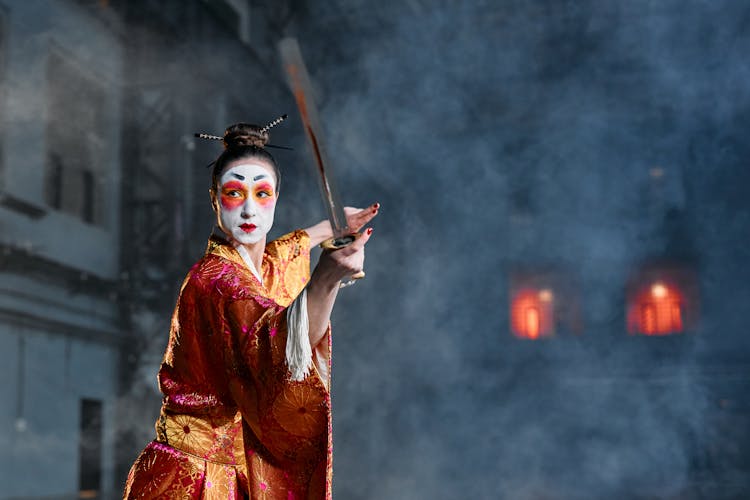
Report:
220,161,276,186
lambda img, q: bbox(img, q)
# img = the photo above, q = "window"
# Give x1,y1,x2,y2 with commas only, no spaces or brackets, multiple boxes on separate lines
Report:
628,281,686,335
626,266,697,336
509,269,581,339
45,48,107,224
79,398,103,496
511,288,554,339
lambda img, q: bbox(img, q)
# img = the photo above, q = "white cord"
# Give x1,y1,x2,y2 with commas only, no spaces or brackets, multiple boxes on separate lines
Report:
286,289,312,381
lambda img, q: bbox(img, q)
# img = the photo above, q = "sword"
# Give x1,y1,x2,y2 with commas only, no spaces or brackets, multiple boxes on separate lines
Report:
279,37,365,280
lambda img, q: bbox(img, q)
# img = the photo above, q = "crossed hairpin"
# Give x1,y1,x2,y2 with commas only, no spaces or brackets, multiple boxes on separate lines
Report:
194,114,292,150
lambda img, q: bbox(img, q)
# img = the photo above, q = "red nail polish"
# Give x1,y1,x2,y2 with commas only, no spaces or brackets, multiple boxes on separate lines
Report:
373,203,380,209
366,227,373,235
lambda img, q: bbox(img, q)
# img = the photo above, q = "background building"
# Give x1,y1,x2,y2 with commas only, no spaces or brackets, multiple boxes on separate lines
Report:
0,1,308,497
0,2,124,496
0,1,749,499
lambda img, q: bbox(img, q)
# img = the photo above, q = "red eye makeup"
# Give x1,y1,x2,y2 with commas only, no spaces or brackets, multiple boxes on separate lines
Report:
220,181,247,210
216,163,277,245
253,182,276,207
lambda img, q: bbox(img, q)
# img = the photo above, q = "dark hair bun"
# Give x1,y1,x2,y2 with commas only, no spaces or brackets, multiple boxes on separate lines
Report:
223,123,269,149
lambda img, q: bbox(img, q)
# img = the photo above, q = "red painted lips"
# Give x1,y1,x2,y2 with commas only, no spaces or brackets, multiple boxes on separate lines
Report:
240,223,257,233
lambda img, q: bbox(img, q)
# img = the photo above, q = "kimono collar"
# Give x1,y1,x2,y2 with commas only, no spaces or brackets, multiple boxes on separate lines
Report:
205,230,264,284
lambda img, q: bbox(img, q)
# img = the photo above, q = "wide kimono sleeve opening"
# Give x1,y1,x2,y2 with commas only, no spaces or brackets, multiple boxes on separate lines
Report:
223,294,331,467
264,229,331,387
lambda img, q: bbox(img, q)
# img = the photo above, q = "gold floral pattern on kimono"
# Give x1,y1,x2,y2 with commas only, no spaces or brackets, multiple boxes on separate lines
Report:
124,230,333,499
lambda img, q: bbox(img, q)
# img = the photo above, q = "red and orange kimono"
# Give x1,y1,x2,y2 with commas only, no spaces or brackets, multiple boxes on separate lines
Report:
124,230,332,499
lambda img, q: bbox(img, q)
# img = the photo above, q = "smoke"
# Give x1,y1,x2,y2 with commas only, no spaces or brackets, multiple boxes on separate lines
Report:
3,1,749,498
291,1,750,498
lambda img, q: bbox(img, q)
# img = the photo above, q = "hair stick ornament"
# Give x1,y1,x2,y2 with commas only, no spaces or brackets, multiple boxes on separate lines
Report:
261,114,288,133
194,114,293,151
194,133,223,141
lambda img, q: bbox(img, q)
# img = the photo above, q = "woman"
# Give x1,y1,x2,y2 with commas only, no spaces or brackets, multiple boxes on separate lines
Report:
123,121,377,499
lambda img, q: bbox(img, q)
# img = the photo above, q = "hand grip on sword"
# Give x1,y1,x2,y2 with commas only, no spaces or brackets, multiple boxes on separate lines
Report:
320,232,365,284
279,37,368,286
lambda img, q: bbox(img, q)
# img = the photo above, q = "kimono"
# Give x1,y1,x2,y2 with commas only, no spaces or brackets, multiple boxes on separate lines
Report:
124,230,332,499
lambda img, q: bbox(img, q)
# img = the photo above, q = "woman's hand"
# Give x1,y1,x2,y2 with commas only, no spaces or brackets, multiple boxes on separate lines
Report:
311,227,373,288
303,203,379,246
345,203,379,232
306,227,374,348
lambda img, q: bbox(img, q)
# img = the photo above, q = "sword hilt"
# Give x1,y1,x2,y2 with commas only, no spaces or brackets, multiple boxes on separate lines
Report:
320,233,366,284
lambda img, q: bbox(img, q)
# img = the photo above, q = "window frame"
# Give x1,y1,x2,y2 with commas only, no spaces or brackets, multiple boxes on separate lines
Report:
44,42,109,225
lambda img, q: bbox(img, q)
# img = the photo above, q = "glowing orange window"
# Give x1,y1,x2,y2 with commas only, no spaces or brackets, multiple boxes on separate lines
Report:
511,288,555,339
628,282,685,335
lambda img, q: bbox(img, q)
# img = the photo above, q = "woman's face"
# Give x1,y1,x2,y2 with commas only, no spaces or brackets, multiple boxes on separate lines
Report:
214,159,278,245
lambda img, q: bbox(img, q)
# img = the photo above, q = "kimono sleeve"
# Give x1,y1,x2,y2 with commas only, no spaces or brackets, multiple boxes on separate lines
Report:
264,230,312,306
266,229,330,386
223,295,330,464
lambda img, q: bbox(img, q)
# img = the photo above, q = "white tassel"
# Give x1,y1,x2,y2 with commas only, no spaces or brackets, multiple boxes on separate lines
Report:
286,289,312,381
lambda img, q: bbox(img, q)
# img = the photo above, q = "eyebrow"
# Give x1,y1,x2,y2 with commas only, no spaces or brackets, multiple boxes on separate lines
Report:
231,173,245,180
253,174,269,181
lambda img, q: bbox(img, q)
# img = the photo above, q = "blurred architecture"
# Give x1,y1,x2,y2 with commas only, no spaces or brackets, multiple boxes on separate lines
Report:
0,1,308,497
0,2,125,497
1,1,749,499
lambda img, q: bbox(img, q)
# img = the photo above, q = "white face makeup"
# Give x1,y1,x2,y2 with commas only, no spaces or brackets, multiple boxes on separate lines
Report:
215,162,277,246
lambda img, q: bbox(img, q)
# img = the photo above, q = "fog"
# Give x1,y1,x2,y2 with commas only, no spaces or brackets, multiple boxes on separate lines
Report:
291,2,750,498
1,1,749,498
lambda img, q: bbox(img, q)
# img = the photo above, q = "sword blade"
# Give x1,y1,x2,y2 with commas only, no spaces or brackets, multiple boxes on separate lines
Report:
279,37,349,238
